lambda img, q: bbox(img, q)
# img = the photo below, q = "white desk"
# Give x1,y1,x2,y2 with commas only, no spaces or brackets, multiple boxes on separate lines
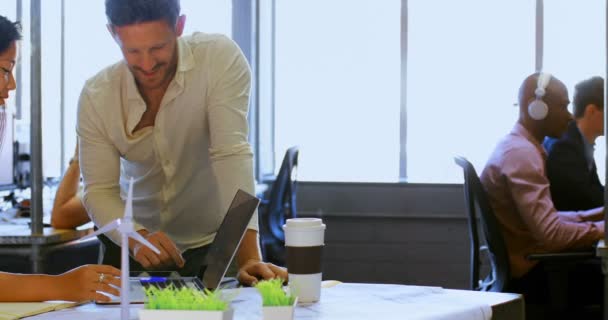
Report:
29,283,523,320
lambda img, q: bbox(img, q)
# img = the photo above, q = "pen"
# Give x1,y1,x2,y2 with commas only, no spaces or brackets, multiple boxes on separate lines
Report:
139,277,167,283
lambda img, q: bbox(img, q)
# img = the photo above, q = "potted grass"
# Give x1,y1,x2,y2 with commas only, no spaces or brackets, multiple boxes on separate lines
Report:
255,279,297,320
138,285,234,320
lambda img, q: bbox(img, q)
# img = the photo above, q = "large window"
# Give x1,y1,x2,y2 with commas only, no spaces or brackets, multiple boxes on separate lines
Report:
274,0,401,182
272,1,535,183
9,1,608,185
5,0,60,177
544,1,606,184
40,1,63,177
272,1,608,184
407,0,535,183
63,0,122,178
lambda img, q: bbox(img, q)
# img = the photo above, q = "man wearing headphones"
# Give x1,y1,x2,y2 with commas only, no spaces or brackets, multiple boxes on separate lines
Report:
480,73,604,304
543,76,605,212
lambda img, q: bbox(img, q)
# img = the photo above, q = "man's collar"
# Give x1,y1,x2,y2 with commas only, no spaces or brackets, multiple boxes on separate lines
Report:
176,36,194,73
512,123,547,157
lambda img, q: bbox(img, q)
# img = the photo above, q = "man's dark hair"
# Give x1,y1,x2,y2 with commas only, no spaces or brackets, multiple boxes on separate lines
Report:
0,15,22,54
573,76,604,118
105,0,180,28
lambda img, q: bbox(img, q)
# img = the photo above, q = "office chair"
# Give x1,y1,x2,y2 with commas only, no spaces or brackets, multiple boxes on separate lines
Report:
455,156,598,318
454,156,510,292
259,146,299,266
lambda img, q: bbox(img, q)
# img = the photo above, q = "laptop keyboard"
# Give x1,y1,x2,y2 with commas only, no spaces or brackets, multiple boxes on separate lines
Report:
140,279,190,290
138,276,237,292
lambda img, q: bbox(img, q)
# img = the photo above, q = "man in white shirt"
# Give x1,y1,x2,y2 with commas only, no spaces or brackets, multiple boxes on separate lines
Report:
77,0,286,285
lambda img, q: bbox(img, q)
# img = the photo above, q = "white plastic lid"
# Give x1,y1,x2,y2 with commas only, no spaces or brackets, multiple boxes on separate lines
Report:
285,218,324,228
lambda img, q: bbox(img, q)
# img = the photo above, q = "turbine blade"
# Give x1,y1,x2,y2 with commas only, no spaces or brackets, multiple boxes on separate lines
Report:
125,177,134,219
127,231,161,254
81,220,121,241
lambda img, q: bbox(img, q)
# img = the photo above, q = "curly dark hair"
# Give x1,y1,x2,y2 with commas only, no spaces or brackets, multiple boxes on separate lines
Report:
573,76,604,119
105,0,180,27
0,15,22,54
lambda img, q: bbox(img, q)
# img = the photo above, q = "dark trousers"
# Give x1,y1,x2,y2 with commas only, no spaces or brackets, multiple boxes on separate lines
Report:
508,259,603,319
97,234,210,277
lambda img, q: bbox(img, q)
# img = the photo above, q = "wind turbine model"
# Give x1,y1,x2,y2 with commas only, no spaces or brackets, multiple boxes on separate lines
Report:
82,177,160,320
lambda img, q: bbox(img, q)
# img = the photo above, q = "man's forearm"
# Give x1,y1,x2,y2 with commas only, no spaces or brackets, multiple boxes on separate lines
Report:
237,229,263,267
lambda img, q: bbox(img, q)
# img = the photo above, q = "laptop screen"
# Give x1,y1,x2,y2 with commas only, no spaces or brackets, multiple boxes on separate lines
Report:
200,189,260,289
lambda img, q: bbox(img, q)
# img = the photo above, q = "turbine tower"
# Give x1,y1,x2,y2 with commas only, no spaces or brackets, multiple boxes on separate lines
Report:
82,177,160,320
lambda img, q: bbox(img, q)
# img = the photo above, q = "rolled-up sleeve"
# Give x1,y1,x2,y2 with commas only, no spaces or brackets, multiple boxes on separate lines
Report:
503,147,602,251
77,88,145,243
206,36,258,231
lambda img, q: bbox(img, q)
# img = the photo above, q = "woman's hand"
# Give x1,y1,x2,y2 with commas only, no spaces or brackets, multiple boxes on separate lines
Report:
53,264,121,302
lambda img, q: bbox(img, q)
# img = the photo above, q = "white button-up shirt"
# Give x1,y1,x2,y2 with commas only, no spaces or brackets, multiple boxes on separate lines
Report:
77,33,258,251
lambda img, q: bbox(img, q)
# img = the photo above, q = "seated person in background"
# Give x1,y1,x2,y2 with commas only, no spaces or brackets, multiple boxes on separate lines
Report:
50,143,90,229
0,15,120,302
543,76,604,211
480,73,604,303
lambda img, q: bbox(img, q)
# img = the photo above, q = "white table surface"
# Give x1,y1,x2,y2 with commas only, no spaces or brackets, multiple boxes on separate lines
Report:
29,282,523,320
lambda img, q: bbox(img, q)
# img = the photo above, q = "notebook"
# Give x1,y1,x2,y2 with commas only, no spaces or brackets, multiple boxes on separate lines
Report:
0,301,82,320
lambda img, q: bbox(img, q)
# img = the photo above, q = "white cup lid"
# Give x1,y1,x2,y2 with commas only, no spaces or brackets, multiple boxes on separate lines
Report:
285,218,324,228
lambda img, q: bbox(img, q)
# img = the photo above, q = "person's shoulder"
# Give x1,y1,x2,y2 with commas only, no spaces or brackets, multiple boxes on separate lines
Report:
79,61,127,117
545,135,578,158
543,136,559,153
505,137,540,161
548,122,583,149
184,32,243,62
496,132,538,158
82,60,126,95
184,32,237,50
485,133,540,172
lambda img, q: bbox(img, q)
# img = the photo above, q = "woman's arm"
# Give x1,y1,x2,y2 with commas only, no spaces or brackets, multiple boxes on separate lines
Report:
0,272,56,301
0,265,121,302
50,147,90,229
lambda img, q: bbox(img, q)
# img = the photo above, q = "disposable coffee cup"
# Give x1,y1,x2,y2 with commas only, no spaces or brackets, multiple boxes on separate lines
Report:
283,218,326,303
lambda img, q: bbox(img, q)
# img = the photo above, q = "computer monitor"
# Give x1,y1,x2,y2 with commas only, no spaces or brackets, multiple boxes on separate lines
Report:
0,113,16,190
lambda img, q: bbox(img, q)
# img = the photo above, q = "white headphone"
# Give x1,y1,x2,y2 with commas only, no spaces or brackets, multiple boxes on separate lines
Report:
528,72,552,120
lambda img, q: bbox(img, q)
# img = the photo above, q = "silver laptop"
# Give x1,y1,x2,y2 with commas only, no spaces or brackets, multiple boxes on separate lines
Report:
104,189,260,304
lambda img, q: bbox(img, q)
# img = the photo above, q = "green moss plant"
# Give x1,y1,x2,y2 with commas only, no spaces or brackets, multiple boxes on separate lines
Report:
255,278,296,307
143,285,230,311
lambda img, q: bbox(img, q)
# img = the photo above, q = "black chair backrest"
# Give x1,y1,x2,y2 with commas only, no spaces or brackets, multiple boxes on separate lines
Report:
454,156,510,292
266,146,299,242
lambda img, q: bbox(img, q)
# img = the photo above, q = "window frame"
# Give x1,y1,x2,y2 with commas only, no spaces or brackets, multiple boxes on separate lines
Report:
14,0,603,185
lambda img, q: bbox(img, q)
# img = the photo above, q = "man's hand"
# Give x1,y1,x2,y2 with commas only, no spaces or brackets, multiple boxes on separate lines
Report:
55,264,121,302
235,230,287,285
237,259,288,286
130,230,185,270
580,206,604,222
